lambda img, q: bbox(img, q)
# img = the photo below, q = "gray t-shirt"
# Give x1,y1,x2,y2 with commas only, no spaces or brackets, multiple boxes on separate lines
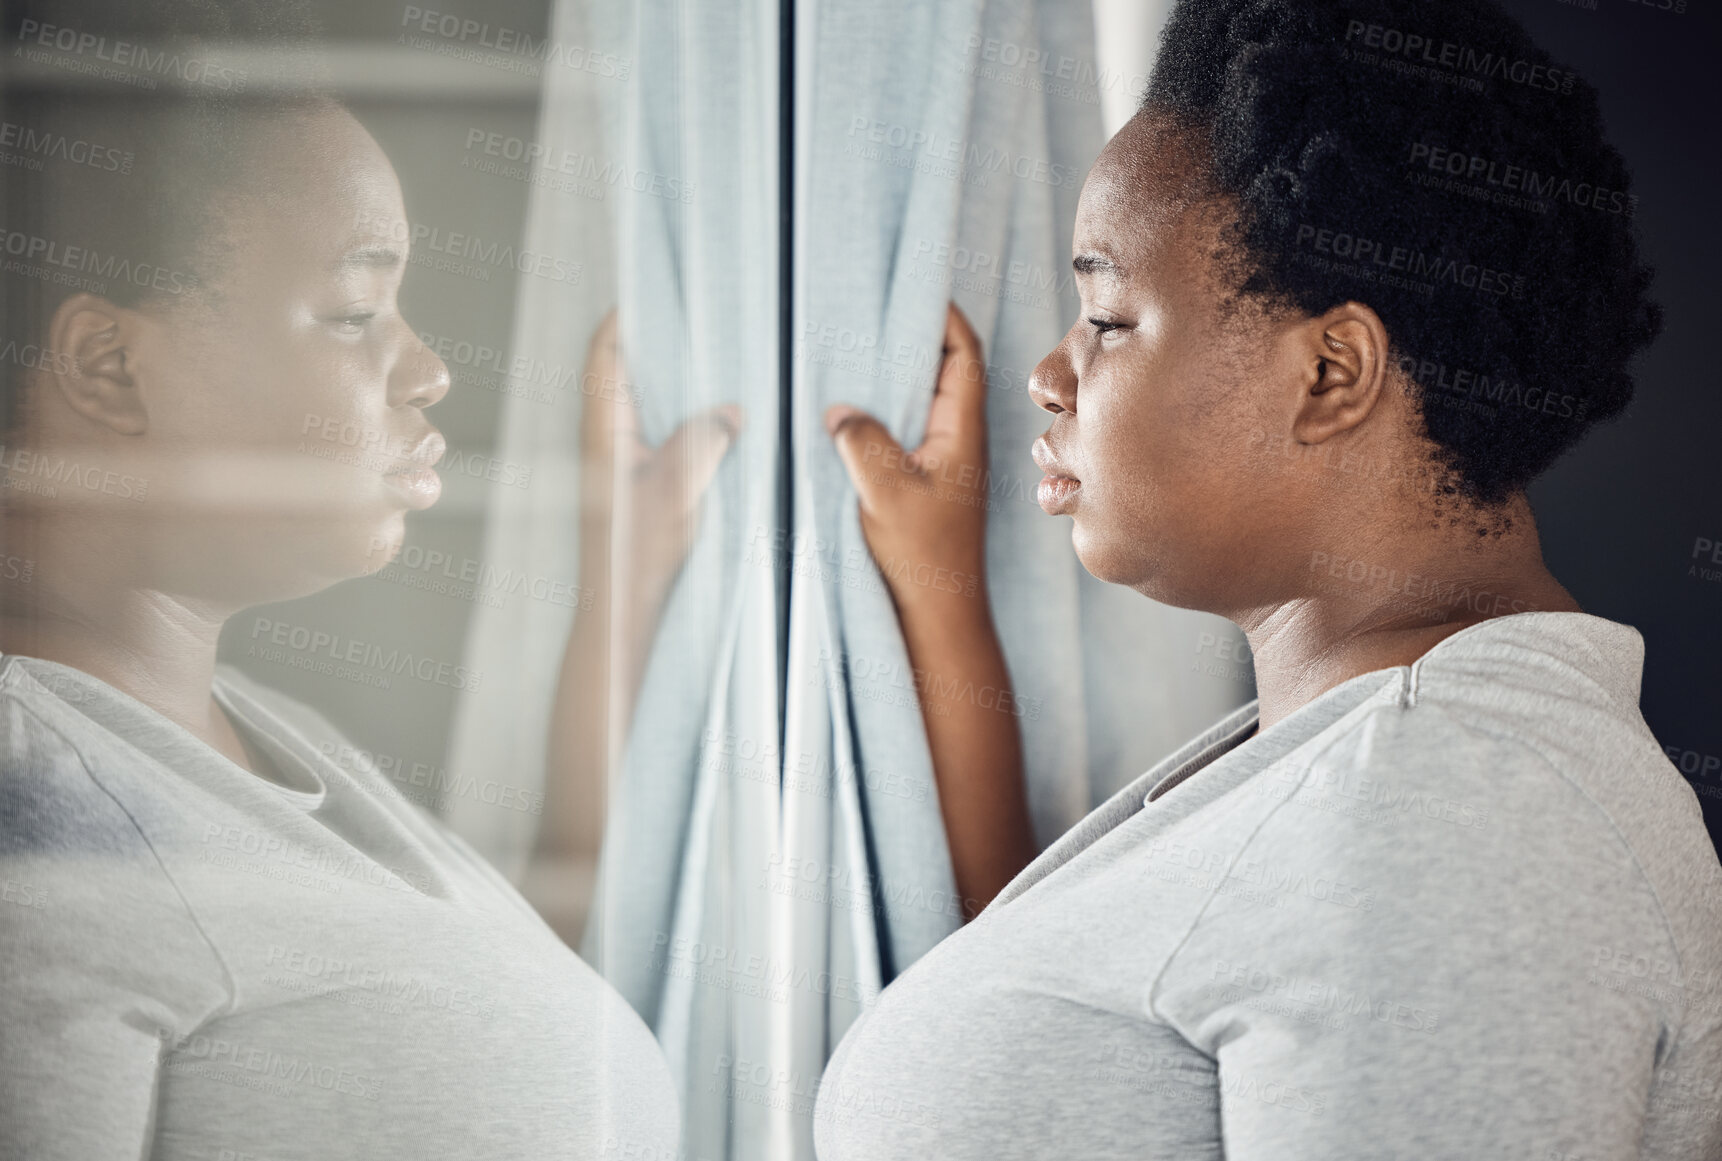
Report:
0,656,679,1160
814,612,1722,1160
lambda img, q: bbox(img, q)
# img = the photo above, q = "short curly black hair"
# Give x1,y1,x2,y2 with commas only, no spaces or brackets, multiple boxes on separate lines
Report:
0,0,325,436
1143,0,1661,505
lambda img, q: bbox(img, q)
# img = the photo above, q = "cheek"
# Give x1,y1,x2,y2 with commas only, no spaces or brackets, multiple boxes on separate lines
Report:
1079,359,1183,505
1076,353,1257,543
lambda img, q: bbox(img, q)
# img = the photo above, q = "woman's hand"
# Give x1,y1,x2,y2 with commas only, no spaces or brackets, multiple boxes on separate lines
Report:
580,311,742,609
825,302,1036,918
826,303,991,606
540,311,740,871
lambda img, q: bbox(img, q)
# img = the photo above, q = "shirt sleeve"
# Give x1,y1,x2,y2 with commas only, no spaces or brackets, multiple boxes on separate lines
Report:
1147,705,1676,1161
0,699,231,1161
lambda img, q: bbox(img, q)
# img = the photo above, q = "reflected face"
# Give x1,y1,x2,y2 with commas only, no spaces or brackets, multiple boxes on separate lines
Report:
1028,112,1284,609
116,103,451,602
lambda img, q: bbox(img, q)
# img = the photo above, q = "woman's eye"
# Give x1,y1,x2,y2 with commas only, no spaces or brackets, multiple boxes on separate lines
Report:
1087,317,1126,338
331,311,376,334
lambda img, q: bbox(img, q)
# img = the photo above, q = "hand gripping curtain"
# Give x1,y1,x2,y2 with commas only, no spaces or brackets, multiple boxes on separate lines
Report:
443,1,1251,1159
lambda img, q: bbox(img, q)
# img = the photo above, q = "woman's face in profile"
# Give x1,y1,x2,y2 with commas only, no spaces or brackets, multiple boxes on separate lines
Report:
98,103,450,603
1030,113,1295,611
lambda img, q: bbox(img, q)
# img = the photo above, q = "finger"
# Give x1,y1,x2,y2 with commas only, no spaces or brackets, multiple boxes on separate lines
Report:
653,404,742,508
584,323,652,483
579,310,632,455
826,403,902,511
919,302,988,458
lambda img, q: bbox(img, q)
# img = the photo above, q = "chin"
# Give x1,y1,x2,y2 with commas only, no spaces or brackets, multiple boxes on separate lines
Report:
356,512,408,574
292,510,408,587
1072,521,1190,604
1070,521,1137,587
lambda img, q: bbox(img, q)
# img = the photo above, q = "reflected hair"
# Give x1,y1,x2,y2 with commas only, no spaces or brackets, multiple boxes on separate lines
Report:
0,0,327,435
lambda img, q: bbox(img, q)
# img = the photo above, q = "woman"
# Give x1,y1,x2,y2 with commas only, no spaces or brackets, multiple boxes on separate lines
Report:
817,0,1722,1157
0,4,681,1157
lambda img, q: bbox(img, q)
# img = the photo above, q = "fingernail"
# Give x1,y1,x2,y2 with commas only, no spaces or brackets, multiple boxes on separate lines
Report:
825,404,859,436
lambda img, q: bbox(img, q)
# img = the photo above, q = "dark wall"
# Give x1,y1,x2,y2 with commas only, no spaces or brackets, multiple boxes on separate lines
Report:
1498,0,1722,852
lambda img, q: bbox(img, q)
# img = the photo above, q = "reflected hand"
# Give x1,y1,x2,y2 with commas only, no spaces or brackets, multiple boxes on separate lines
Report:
580,311,742,600
826,303,989,606
543,311,742,868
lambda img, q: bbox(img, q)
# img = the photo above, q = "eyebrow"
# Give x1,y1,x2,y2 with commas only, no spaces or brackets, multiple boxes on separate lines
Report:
1073,253,1123,277
334,245,406,271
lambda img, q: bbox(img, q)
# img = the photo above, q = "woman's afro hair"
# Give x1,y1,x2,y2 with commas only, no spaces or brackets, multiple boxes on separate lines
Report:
1144,0,1661,504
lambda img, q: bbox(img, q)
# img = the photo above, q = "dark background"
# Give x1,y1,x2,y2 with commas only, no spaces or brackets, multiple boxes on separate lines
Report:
1502,0,1722,852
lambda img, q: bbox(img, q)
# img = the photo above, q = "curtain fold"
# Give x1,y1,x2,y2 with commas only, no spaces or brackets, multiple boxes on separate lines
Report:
442,2,1251,1158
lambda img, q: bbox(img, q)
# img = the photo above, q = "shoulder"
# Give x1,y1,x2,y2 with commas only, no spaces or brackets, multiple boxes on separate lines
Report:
0,667,231,1015
1154,682,1716,1042
0,664,142,853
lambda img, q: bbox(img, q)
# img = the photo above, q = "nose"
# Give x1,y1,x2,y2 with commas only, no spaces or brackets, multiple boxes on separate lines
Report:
390,324,451,410
1028,330,1078,415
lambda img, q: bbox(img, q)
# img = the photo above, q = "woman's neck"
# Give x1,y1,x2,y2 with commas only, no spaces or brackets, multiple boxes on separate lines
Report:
0,513,242,758
1234,495,1581,730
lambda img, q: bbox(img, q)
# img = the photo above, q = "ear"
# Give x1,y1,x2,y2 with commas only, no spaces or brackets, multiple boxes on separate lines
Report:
40,293,149,437
1287,301,1390,446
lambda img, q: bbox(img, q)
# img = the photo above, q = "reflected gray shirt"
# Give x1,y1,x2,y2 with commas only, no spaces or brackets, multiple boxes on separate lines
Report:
814,612,1722,1160
0,657,679,1161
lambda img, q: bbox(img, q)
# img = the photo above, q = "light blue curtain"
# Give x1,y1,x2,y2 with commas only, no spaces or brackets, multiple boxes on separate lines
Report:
443,2,1251,1158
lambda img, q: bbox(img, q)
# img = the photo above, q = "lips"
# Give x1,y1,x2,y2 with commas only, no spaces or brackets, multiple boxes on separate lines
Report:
383,430,446,510
1031,435,1080,515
